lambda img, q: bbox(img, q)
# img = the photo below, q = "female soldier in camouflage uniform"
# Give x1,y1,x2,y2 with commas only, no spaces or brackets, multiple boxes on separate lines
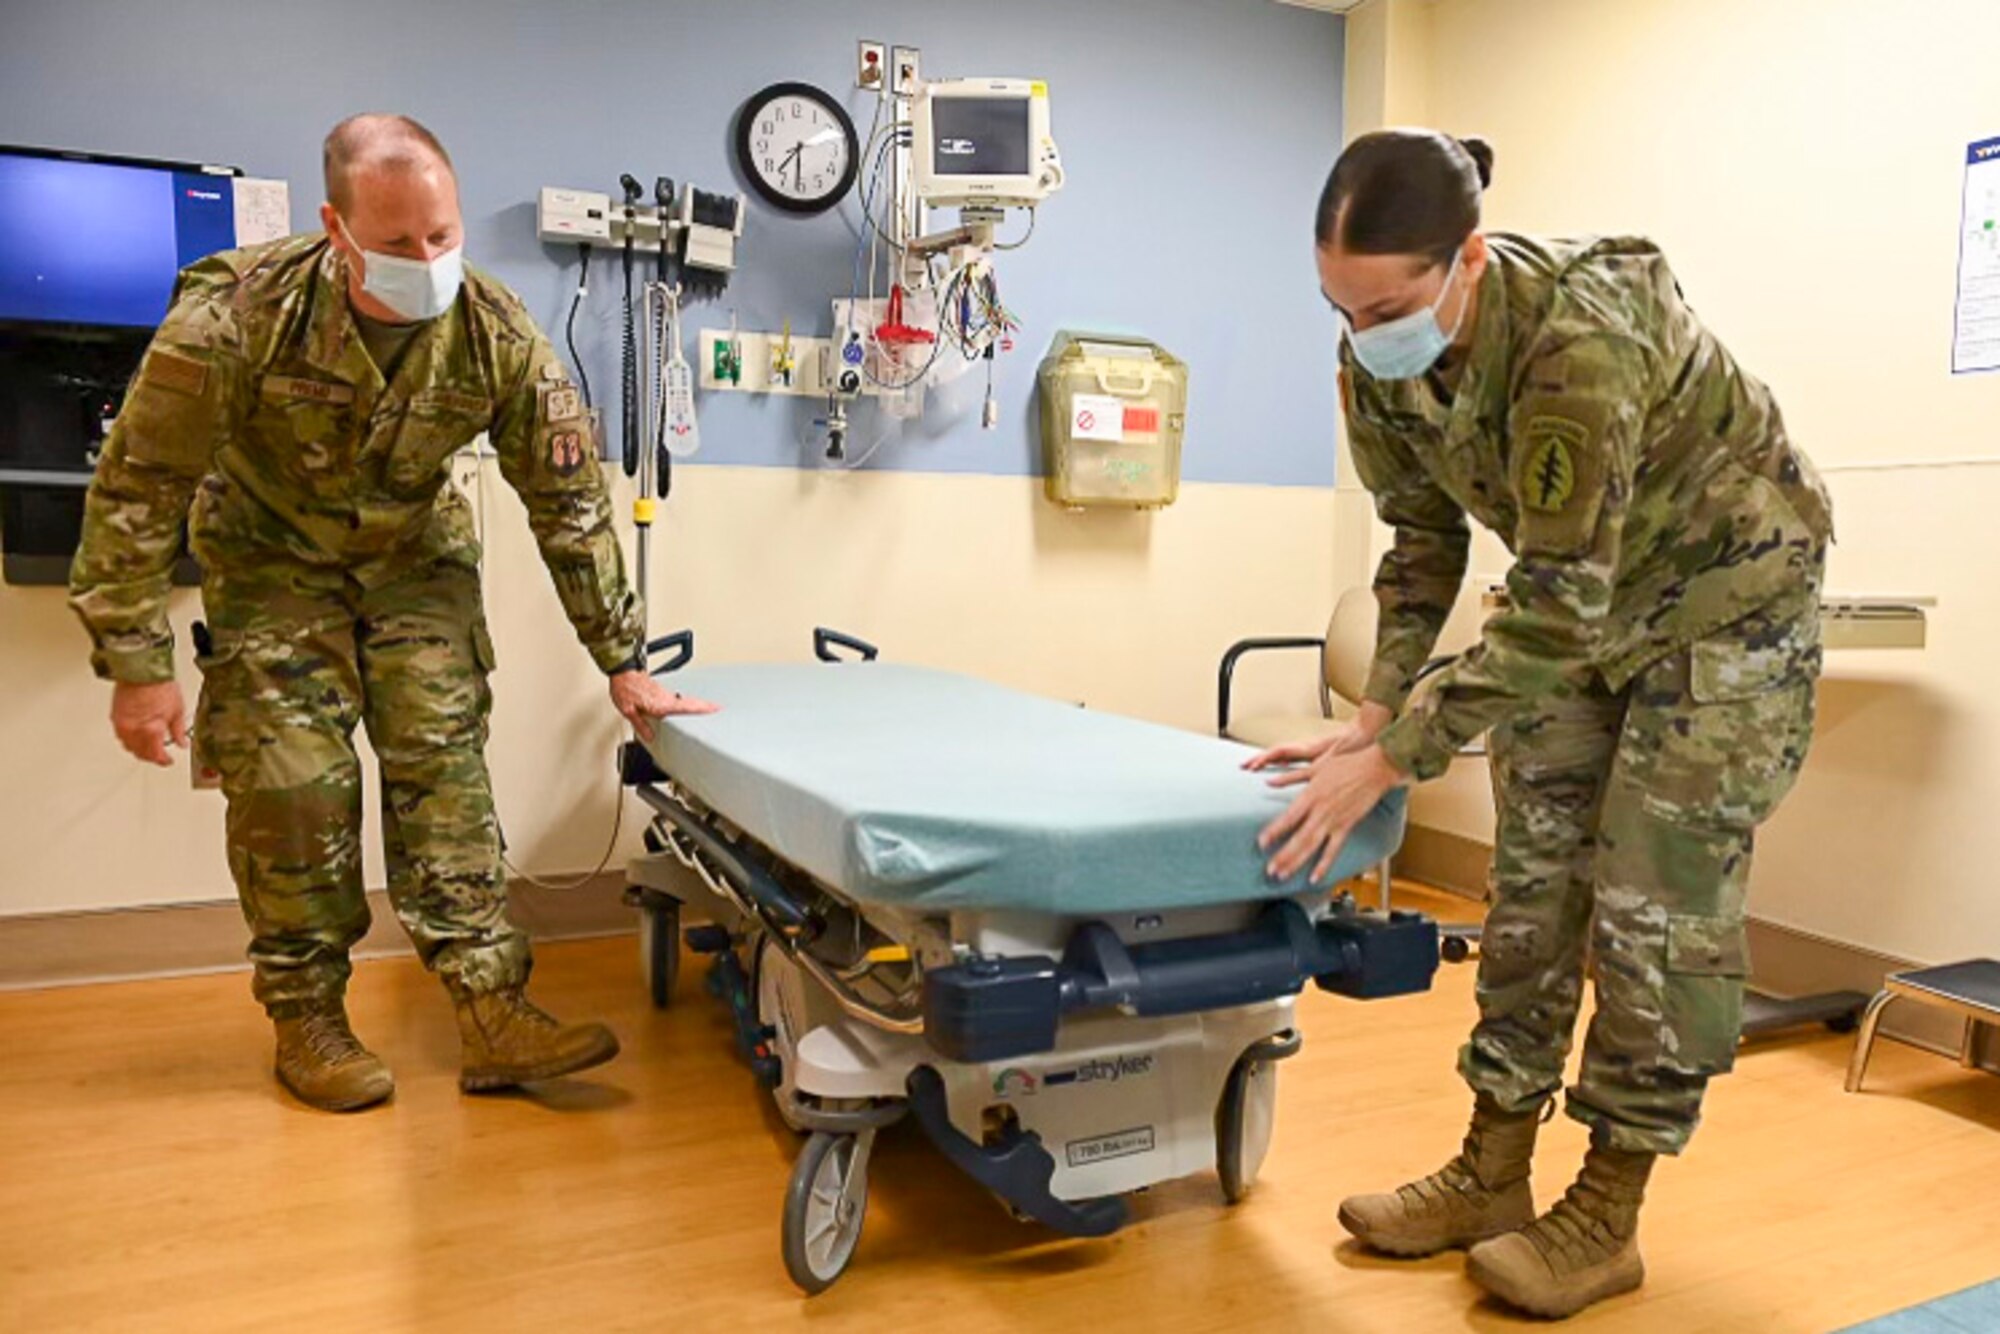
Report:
1249,129,1831,1318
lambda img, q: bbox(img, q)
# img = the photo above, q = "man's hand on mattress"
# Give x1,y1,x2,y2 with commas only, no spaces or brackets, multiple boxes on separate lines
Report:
610,669,719,741
110,680,190,767
1257,742,1406,884
1241,703,1392,773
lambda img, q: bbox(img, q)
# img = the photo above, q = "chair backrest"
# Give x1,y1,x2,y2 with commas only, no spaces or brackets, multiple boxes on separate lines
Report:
1322,587,1378,708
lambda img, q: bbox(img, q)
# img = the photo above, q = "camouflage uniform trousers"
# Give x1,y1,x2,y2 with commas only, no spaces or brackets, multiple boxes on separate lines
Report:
1460,572,1824,1155
193,548,528,1013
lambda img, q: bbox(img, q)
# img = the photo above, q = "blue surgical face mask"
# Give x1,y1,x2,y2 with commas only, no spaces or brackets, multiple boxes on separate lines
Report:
1342,249,1467,380
340,216,463,322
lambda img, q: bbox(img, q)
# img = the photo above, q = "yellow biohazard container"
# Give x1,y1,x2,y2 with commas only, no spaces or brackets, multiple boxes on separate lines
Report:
1037,331,1187,510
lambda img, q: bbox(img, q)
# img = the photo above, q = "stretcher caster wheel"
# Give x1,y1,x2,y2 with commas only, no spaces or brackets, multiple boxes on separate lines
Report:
1216,1052,1279,1204
639,897,681,1010
782,1130,872,1294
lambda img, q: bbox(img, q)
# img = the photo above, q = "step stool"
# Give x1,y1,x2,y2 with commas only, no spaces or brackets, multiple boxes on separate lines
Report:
1845,960,2000,1093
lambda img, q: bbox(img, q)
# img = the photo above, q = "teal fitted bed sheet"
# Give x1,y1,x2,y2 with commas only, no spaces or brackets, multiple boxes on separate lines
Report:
645,663,1407,914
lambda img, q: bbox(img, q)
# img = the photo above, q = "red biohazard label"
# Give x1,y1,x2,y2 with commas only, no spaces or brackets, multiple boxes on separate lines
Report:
1123,406,1160,434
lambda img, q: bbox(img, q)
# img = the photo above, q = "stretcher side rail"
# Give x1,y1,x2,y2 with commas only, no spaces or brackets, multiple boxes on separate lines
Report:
632,781,812,935
630,779,927,1035
923,900,1441,1063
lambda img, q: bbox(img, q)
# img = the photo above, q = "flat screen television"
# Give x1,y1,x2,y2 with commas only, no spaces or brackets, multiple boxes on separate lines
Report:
0,145,246,330
0,145,251,585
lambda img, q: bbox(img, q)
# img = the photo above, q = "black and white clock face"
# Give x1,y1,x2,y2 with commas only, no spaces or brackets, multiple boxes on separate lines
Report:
736,82,860,215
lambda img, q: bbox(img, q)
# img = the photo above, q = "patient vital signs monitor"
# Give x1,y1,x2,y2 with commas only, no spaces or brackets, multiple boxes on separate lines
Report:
912,78,1065,209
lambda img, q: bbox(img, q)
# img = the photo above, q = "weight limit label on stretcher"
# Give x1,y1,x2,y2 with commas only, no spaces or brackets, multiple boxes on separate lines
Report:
1065,1125,1156,1168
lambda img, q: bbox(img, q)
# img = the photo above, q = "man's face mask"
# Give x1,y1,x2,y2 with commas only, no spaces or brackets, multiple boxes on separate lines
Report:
339,216,463,323
1342,248,1467,380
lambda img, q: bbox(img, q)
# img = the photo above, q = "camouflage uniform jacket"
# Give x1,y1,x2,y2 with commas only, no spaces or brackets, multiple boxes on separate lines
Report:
1348,233,1834,781
69,234,640,683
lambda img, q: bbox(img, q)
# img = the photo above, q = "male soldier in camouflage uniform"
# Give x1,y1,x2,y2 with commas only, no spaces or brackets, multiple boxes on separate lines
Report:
69,114,713,1112
1252,130,1832,1317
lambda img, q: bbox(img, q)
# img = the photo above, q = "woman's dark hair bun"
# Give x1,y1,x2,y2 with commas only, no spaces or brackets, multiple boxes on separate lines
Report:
1457,136,1495,189
1315,128,1488,260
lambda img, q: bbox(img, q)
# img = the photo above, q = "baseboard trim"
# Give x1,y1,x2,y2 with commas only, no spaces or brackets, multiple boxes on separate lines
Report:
5,840,1988,1072
1394,824,1490,900
0,874,636,992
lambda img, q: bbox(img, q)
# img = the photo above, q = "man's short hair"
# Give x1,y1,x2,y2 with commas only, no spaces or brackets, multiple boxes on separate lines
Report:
323,113,455,213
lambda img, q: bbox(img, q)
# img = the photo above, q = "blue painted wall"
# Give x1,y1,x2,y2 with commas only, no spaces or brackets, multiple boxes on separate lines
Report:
0,0,1344,486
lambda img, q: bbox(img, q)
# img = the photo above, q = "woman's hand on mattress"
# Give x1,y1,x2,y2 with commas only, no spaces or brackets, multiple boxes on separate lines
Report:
1257,742,1406,884
1241,702,1393,772
610,670,719,741
110,680,190,767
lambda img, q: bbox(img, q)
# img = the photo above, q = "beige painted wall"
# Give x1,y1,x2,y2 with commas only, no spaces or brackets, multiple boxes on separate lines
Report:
0,465,1339,916
1347,0,2000,963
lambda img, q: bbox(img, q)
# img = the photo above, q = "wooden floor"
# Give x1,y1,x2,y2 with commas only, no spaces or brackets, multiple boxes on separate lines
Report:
3,883,1997,1333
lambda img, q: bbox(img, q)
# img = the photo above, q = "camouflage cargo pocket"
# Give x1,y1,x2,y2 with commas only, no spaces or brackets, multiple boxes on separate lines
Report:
191,628,247,783
1659,912,1750,1075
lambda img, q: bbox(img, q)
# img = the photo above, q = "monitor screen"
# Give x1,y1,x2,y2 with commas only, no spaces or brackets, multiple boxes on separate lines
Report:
0,150,241,328
930,97,1032,178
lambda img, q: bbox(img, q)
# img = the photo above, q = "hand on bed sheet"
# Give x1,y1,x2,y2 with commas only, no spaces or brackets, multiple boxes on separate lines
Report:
1258,742,1406,884
1241,702,1393,773
610,670,719,741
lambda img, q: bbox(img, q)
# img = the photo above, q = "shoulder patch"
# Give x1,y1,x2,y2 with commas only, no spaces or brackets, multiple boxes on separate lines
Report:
1510,396,1612,557
143,349,208,398
549,429,585,477
542,385,583,425
1519,416,1587,512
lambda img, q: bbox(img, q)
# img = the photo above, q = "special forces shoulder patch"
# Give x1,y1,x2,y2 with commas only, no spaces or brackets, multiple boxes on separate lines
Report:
1520,416,1587,513
1511,398,1610,556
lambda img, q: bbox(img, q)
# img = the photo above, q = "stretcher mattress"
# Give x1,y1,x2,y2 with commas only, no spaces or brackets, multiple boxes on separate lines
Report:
644,663,1407,914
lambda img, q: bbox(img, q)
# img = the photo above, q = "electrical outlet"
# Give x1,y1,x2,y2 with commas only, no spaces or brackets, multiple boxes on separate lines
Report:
891,45,920,97
857,39,886,90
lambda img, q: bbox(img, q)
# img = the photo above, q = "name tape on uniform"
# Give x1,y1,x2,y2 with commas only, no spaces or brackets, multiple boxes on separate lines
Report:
262,375,355,406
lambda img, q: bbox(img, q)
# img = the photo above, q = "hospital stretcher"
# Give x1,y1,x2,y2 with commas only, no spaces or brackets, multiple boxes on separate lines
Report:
619,631,1437,1293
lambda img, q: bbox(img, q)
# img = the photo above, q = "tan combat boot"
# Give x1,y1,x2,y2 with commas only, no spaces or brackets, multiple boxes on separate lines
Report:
1466,1140,1654,1319
453,987,620,1091
1337,1094,1543,1256
273,1002,395,1112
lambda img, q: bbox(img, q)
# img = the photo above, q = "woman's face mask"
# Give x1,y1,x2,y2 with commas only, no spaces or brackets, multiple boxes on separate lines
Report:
1337,249,1467,380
